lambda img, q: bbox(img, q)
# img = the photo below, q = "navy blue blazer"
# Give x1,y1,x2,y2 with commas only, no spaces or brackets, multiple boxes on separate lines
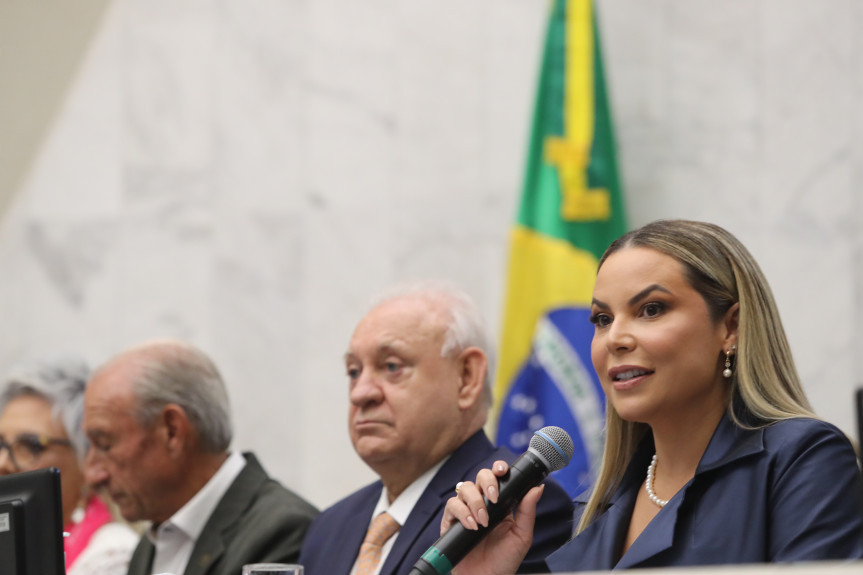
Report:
300,430,574,575
546,415,863,571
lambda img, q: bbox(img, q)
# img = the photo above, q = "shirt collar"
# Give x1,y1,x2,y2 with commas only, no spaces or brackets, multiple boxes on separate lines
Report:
372,456,449,526
149,451,246,541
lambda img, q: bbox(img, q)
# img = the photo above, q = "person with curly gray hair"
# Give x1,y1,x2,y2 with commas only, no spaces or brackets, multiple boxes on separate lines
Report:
0,355,138,575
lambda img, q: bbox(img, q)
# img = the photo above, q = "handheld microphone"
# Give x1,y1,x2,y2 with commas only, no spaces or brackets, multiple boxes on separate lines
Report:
408,426,574,575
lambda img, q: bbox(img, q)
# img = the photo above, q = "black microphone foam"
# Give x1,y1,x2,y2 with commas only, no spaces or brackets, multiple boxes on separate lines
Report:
408,426,573,575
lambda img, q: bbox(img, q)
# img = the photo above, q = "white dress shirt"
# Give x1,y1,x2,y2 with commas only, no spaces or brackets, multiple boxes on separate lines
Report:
148,451,246,575
349,457,448,575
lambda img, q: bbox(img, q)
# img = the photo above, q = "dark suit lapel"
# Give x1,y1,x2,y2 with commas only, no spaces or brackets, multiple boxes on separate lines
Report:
556,416,766,571
334,485,383,575
548,481,636,572
183,453,265,575
552,490,679,571
379,485,441,575
127,537,155,575
617,418,765,569
184,530,226,575
380,432,495,575
614,497,679,569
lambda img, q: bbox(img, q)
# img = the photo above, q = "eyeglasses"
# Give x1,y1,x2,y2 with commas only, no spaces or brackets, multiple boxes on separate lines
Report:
0,433,73,471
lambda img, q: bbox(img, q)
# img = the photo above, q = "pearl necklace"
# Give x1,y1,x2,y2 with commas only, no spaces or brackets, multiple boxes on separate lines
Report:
645,453,668,508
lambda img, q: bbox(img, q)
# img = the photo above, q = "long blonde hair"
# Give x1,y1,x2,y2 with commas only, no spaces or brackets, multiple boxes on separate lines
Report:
576,220,815,533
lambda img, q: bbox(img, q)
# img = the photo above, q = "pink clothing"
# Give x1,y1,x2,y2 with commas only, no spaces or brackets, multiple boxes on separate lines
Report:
64,495,113,569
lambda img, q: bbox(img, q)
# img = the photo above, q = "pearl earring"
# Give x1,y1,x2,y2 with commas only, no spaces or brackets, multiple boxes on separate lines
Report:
722,345,737,379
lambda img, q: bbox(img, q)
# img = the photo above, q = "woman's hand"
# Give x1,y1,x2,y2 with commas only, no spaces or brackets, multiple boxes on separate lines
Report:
441,460,542,575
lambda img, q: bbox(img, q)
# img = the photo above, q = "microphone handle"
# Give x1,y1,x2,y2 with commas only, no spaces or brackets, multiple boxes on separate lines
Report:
408,451,549,575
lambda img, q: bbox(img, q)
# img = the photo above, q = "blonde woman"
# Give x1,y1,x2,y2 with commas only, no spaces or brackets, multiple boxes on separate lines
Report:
444,220,863,572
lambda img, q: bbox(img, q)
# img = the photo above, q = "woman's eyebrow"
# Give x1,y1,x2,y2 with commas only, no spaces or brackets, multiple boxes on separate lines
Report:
628,284,671,306
592,284,672,310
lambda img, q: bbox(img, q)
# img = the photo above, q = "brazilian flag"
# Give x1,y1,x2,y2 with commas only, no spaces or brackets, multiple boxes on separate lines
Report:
494,0,627,498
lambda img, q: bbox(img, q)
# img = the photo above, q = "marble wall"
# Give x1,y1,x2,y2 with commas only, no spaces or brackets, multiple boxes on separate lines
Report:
2,0,861,509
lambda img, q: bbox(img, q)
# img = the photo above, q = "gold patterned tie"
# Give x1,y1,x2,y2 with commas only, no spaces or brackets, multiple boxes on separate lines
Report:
355,511,401,575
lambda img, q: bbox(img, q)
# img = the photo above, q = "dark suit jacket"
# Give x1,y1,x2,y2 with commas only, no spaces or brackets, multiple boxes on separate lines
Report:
299,431,574,575
546,416,863,571
127,452,318,575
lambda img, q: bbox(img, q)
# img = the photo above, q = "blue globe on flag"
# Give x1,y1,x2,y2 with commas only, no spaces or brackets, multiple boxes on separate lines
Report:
496,307,605,498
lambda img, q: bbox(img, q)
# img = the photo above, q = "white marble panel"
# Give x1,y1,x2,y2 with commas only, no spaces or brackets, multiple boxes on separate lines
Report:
483,1,547,194
109,225,210,342
763,0,854,219
211,211,307,487
213,0,308,214
393,2,489,201
662,2,763,224
303,0,397,210
120,0,215,169
855,0,863,414
758,0,858,428
596,0,670,209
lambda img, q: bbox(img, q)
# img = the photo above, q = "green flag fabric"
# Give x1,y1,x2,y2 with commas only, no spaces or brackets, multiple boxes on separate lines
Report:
494,0,628,497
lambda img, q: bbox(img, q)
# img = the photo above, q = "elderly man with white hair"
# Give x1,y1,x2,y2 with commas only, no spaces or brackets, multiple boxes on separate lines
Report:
300,281,574,575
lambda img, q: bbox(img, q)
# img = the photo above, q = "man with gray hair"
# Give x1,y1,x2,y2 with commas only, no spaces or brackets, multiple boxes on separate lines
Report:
299,281,573,574
83,339,318,575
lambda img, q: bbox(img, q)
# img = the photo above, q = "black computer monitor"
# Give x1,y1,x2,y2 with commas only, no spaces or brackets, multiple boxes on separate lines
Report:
0,467,66,574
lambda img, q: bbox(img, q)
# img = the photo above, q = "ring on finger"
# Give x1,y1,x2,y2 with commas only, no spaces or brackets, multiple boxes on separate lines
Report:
455,481,463,495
